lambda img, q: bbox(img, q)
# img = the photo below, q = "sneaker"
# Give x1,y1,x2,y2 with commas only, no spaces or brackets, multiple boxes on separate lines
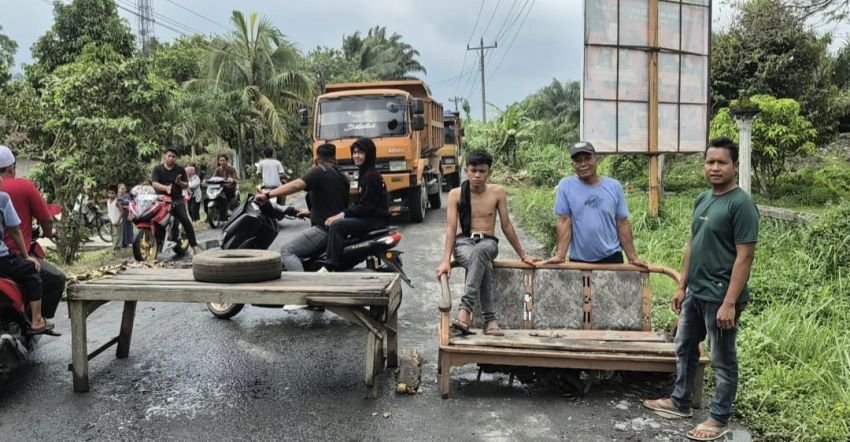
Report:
283,305,308,311
317,266,329,273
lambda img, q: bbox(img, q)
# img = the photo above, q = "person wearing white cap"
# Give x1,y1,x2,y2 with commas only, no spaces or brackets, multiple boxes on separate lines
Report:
0,146,51,334
0,145,66,324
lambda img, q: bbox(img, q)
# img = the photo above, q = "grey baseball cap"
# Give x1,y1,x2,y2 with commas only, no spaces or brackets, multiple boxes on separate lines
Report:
570,141,596,158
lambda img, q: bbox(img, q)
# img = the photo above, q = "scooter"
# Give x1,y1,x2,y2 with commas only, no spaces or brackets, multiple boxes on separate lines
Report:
204,176,240,229
206,195,412,319
0,220,61,379
129,186,189,262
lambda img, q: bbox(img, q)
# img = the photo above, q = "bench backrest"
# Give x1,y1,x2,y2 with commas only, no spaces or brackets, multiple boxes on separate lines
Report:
466,262,653,331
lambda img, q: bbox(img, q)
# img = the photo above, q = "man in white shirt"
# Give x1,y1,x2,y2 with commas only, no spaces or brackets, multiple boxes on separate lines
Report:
256,147,285,204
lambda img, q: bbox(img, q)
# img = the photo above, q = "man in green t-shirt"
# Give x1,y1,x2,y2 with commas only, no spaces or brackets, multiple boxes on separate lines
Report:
644,137,759,441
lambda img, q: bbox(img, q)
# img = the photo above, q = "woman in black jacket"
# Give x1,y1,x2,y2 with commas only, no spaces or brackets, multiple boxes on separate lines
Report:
324,137,389,269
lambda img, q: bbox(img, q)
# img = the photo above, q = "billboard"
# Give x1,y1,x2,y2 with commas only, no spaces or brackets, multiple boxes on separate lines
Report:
582,0,711,153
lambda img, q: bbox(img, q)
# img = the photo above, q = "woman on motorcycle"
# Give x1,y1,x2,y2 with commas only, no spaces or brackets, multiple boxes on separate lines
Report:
323,137,389,270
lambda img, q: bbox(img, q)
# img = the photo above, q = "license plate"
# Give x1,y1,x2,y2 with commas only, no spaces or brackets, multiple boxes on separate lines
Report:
350,181,358,189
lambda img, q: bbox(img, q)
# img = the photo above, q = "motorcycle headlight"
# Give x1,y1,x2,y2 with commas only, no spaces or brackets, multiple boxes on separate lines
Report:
389,160,407,172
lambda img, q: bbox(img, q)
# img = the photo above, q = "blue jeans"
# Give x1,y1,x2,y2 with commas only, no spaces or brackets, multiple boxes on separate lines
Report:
672,294,745,425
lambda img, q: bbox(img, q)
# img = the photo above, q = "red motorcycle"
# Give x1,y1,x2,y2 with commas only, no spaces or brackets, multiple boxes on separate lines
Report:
129,186,189,262
0,204,61,379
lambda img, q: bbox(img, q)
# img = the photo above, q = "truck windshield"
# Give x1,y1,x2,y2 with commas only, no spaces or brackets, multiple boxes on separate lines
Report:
444,120,456,144
317,96,407,140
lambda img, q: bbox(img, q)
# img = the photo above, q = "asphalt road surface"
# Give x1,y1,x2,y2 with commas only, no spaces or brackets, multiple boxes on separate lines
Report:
0,191,748,441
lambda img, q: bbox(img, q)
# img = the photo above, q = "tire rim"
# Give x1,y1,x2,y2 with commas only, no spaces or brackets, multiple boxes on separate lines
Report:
208,303,233,312
421,186,427,212
139,230,156,262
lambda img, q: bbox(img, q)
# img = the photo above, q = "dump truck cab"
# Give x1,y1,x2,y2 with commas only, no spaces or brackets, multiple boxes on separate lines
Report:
437,110,463,189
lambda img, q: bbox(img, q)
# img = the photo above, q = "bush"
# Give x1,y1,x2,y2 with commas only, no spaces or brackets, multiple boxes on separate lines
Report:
518,144,571,187
663,154,705,193
805,203,850,276
774,163,850,205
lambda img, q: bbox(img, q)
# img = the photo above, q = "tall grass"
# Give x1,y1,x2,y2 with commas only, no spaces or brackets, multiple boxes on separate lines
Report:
510,187,850,441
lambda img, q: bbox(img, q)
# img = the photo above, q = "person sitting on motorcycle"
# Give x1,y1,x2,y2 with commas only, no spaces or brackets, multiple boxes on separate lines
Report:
151,148,201,255
213,154,239,205
255,143,349,272
0,145,65,330
256,147,286,205
323,137,389,271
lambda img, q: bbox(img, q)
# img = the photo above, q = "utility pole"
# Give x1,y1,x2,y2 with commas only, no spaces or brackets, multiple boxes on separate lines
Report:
467,38,497,122
448,96,464,112
137,0,155,53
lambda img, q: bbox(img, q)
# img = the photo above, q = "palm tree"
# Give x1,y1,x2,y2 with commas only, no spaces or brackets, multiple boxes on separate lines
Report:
342,26,427,80
193,11,313,165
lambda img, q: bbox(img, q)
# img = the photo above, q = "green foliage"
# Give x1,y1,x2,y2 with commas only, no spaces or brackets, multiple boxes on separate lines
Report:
511,188,850,440
773,161,850,205
150,35,208,84
517,79,580,148
306,46,374,92
0,25,17,86
28,0,135,85
710,95,817,196
341,26,426,80
662,154,705,193
711,0,841,143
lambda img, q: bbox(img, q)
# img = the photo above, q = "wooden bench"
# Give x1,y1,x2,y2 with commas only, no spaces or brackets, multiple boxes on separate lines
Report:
438,261,708,402
67,268,402,397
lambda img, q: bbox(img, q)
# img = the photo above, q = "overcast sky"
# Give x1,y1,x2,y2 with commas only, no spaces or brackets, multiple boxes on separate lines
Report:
0,0,774,120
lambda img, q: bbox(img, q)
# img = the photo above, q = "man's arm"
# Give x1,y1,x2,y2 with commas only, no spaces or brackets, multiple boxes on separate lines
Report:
151,168,170,194
496,187,538,265
616,217,647,267
716,243,755,329
671,239,692,313
28,182,54,238
546,216,572,264
257,179,307,201
8,226,40,271
436,189,460,279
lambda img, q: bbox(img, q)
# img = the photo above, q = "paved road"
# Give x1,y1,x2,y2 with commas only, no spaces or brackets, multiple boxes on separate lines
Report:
0,191,746,441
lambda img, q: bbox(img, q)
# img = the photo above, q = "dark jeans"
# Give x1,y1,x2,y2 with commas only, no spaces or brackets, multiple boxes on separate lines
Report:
672,295,745,425
570,251,624,264
279,226,328,272
0,254,43,302
188,199,201,222
453,237,500,323
325,217,386,268
39,260,66,319
170,202,198,247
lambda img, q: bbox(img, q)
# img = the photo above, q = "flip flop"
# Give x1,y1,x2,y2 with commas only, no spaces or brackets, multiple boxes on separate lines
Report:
686,422,729,441
483,322,505,337
451,318,474,335
27,321,58,336
642,398,694,418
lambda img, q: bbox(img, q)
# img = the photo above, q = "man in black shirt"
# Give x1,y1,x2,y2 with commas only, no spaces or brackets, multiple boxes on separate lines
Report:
255,143,349,271
151,148,201,254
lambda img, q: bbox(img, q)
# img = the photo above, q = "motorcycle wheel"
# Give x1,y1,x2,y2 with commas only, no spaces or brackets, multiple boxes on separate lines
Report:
132,229,158,262
98,219,112,242
207,205,222,229
206,302,245,319
173,232,189,258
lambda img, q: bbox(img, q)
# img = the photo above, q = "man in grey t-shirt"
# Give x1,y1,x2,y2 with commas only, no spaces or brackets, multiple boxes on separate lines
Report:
545,141,646,266
256,147,285,204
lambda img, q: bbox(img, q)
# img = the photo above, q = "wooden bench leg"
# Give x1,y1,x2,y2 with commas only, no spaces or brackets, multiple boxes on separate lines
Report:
365,329,383,398
116,301,137,359
693,364,706,409
69,300,89,392
385,309,398,368
440,351,450,399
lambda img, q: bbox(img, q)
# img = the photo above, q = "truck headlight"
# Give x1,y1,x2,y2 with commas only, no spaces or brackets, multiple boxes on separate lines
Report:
389,160,407,172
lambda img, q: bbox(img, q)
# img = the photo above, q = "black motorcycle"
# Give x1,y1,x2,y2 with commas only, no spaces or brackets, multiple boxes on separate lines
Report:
204,176,240,229
206,195,412,319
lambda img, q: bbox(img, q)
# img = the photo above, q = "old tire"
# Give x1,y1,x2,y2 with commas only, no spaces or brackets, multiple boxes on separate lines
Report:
408,185,426,223
193,249,282,283
207,302,245,319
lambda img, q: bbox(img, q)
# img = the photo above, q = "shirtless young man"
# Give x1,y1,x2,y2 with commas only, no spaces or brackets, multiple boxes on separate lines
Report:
435,149,540,336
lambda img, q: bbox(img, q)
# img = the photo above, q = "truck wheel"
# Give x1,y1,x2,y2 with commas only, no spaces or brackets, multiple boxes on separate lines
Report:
428,174,442,209
192,249,282,283
408,185,426,223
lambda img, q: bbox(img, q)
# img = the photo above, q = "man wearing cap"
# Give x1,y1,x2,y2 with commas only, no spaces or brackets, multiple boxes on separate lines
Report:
255,143,349,272
545,141,646,267
0,145,66,324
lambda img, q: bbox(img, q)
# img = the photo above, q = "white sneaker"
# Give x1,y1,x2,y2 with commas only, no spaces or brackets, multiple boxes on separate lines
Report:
317,266,329,273
283,305,308,311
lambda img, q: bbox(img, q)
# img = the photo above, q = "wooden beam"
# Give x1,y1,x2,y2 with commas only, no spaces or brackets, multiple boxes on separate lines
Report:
648,0,661,218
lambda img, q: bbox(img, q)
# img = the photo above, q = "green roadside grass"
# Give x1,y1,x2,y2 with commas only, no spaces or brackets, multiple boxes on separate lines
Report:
510,186,850,442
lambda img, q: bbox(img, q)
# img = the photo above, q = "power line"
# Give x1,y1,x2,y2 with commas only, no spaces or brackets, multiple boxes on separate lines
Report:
164,0,228,30
492,0,520,42
454,0,486,97
116,0,205,37
481,0,503,38
496,0,529,43
491,0,535,78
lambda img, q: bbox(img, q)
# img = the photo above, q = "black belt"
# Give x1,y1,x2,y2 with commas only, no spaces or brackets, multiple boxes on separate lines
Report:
459,232,499,243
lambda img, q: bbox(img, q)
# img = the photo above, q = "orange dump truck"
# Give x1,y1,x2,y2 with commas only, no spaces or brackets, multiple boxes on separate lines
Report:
437,109,463,189
308,81,444,222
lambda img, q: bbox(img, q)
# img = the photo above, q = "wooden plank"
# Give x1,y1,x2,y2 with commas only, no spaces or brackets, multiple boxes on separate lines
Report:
116,267,397,283
525,330,668,342
80,280,390,294
69,288,391,305
443,344,709,364
447,351,676,374
450,333,679,355
305,297,388,306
